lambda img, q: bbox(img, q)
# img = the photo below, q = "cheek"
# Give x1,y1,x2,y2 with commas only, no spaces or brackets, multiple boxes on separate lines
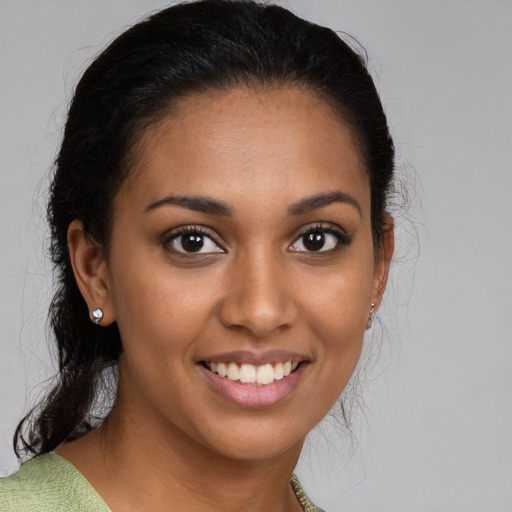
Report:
108,256,213,411
303,254,374,391
108,247,219,360
305,261,374,338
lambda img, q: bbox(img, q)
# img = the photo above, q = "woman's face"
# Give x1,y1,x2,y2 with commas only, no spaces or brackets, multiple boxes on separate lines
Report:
103,87,391,460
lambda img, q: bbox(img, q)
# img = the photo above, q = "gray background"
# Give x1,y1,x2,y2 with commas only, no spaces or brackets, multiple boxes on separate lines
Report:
1,1,511,511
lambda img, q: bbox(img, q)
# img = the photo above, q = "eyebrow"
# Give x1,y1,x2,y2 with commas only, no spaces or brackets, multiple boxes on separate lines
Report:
288,191,361,216
144,195,233,216
144,190,361,217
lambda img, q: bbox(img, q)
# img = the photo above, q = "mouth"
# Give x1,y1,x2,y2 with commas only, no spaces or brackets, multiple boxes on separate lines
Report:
197,354,309,408
201,360,300,386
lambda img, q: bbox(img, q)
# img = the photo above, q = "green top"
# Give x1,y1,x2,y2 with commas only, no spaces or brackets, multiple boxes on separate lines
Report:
1,453,324,511
0,454,109,511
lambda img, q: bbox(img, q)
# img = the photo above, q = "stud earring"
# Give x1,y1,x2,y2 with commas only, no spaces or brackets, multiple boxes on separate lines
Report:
366,302,376,330
91,308,104,324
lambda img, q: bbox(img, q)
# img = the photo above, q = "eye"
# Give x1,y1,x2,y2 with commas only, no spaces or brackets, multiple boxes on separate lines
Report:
165,227,224,254
289,224,351,253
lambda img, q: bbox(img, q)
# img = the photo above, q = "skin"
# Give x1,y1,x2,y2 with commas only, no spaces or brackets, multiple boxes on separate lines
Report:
59,87,393,512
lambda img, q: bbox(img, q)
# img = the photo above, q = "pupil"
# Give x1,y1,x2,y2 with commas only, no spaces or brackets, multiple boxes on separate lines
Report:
304,232,324,251
182,234,204,252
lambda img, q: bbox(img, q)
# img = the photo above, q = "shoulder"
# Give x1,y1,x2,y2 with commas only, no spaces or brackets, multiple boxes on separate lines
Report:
0,453,110,511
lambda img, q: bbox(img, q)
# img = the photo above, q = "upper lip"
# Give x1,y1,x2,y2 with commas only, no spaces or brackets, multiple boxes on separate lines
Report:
198,349,309,365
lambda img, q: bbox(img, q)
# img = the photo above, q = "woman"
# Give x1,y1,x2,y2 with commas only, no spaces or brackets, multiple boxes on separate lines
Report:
0,0,395,510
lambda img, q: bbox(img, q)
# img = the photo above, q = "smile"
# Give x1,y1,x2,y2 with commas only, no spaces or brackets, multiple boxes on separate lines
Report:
204,361,299,385
198,351,309,408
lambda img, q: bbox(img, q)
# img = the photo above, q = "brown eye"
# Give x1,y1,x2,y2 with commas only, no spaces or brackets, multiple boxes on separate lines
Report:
289,225,351,254
167,230,224,254
303,232,326,251
180,233,205,253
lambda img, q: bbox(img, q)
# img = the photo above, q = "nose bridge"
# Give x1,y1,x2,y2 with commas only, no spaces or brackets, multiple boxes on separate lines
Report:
219,245,296,337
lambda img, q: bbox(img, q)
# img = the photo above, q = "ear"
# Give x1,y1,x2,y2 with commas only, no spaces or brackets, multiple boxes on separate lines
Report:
371,216,394,311
67,220,115,326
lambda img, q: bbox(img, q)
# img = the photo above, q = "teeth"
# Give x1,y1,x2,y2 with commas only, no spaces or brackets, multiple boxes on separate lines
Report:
227,362,240,381
206,360,299,385
239,363,256,383
274,362,284,380
256,364,274,385
217,362,228,377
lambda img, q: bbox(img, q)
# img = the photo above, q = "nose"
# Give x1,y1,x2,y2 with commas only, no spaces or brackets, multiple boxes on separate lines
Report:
219,250,298,338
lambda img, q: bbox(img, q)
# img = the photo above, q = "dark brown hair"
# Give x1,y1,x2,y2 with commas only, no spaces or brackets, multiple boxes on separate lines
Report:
15,0,394,458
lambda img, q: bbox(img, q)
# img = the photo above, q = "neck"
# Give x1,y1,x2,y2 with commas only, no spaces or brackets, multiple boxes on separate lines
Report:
56,392,304,512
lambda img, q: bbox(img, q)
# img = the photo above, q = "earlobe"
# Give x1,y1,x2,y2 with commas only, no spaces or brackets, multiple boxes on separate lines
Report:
371,216,394,311
67,220,114,325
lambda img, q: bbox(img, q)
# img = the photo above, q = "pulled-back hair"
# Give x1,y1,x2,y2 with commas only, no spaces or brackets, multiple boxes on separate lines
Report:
15,0,394,458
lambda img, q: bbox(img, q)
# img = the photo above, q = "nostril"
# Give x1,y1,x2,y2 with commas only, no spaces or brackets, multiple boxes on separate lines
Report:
218,293,297,338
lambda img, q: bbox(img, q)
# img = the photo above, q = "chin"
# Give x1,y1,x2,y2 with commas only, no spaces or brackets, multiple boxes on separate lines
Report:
190,414,308,463
210,434,302,462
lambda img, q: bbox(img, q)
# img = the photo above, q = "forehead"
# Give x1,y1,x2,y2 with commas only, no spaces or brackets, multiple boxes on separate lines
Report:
119,87,369,215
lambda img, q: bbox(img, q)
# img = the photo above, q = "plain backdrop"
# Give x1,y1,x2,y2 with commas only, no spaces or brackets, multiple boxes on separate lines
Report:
1,1,511,511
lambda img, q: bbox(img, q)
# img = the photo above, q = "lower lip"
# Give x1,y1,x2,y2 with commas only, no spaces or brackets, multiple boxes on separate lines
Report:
198,363,308,409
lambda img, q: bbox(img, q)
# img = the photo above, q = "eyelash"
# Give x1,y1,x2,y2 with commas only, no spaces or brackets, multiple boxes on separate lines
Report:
161,223,352,256
291,223,352,254
161,225,224,255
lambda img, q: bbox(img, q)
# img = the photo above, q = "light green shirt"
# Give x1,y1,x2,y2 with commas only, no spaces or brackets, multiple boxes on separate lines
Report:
1,453,324,511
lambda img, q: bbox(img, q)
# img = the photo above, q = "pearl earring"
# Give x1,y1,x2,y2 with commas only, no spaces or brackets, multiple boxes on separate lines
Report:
91,308,104,324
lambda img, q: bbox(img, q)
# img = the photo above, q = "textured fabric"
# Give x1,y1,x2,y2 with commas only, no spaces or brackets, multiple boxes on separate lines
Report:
0,454,110,511
1,453,325,511
290,474,326,512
